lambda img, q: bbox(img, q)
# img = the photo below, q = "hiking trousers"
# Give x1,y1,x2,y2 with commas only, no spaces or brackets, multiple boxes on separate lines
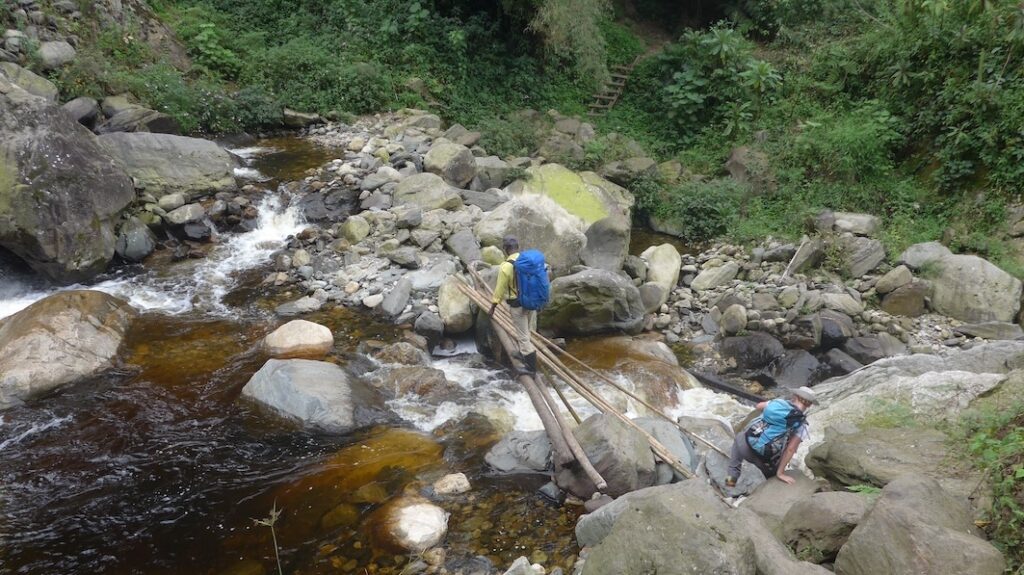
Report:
727,432,775,480
510,305,536,357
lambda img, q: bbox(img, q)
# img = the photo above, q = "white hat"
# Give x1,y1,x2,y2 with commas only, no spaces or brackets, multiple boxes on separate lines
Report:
793,386,817,405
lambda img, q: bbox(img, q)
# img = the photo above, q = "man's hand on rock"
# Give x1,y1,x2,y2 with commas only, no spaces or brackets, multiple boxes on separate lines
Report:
776,472,796,485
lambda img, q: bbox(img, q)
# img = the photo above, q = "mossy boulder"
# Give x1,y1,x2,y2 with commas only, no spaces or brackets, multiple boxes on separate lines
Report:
505,163,634,226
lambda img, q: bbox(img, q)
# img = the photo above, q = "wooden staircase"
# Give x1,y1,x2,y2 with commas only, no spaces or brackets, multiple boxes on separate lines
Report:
587,56,640,117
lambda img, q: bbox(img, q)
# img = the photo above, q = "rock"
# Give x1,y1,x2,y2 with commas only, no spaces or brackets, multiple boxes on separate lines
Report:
407,257,458,290
424,140,476,187
725,145,774,194
372,366,456,401
622,255,648,281
362,293,384,309
956,321,1024,340
897,240,952,269
634,417,698,479
481,245,505,265
97,132,238,200
880,281,927,317
485,430,552,473
839,236,885,278
473,156,512,189
765,244,797,263
158,192,186,212
242,359,373,432
262,320,334,359
370,496,449,553
372,341,429,366
720,303,748,336
444,228,482,266
598,156,657,186
832,212,881,237
338,215,368,243
61,96,100,128
298,187,359,222
781,492,872,564
822,292,863,315
819,310,856,350
763,350,824,389
96,106,181,135
0,76,134,282
115,216,157,262
438,276,474,334
275,296,323,316
504,164,634,225
690,261,740,291
37,40,76,70
165,203,206,226
475,197,586,273
556,414,656,499
433,473,471,495
282,108,323,128
874,265,913,294
721,333,785,371
414,312,444,349
822,348,862,376
501,557,535,575
834,475,1004,575
100,95,137,117
841,336,888,365
380,278,412,317
582,215,631,272
789,237,825,273
459,188,506,211
393,173,464,211
442,124,481,147
385,247,420,268
0,62,58,101
637,283,664,313
394,206,422,228
706,448,766,497
577,480,756,575
541,269,645,335
0,291,136,410
639,243,680,307
929,254,1022,322
742,471,821,537
537,132,583,163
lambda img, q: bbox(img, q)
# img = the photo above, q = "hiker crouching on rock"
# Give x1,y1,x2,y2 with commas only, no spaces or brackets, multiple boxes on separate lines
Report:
489,236,550,375
726,386,817,487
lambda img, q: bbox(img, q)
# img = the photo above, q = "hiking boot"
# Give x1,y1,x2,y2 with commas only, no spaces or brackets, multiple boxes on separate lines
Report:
523,352,538,374
725,476,737,488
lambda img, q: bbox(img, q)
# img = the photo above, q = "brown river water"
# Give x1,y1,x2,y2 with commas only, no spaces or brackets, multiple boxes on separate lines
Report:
0,137,694,575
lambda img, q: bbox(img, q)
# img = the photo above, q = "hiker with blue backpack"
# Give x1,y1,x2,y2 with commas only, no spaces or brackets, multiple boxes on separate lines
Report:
725,386,817,487
489,236,550,375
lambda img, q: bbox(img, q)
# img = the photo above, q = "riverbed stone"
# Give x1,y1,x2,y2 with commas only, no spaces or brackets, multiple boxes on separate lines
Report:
165,203,206,225
473,156,512,189
424,139,476,187
721,333,785,371
541,268,645,335
433,473,471,495
0,291,136,410
690,261,739,291
370,496,449,553
485,430,552,473
275,296,323,316
840,235,885,278
242,358,371,432
262,320,334,359
438,275,474,334
115,216,158,262
874,265,912,294
929,254,1022,322
341,215,370,243
380,278,412,317
956,321,1024,340
834,475,1004,575
639,243,680,307
97,132,238,200
557,414,656,499
445,228,482,266
880,281,927,317
582,214,631,272
393,173,464,211
832,212,881,237
897,240,952,269
720,303,748,336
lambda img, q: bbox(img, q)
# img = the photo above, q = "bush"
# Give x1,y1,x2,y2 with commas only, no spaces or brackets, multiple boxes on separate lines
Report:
641,178,746,243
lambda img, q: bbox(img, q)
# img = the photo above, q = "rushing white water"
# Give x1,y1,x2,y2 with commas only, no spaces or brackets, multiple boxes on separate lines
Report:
0,414,73,451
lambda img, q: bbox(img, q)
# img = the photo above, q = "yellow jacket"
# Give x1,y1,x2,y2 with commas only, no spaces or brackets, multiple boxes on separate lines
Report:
492,252,519,304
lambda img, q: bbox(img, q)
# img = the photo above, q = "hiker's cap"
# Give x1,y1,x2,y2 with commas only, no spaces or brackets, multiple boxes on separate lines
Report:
793,386,817,405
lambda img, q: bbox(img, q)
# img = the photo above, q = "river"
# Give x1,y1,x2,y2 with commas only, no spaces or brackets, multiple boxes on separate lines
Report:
0,137,726,575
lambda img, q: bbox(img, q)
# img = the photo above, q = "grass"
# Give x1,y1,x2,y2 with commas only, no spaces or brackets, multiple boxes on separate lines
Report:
253,501,285,575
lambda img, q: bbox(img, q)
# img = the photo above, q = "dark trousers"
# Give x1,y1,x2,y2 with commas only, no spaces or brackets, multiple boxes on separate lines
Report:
727,432,775,479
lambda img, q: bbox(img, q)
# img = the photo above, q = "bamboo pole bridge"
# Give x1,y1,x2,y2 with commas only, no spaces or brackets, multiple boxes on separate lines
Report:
457,268,732,498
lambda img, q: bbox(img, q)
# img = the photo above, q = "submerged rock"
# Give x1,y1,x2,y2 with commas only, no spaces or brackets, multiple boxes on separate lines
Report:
0,291,136,410
369,496,449,553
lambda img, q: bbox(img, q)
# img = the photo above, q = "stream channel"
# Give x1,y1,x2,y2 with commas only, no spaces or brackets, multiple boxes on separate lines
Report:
0,137,725,575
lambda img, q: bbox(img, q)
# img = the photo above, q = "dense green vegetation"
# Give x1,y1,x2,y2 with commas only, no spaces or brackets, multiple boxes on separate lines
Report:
5,0,1024,271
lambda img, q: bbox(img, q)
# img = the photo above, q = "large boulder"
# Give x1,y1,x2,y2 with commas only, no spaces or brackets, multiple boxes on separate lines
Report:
557,414,656,498
721,333,785,371
97,132,238,201
834,475,1004,575
474,196,586,272
839,235,885,278
0,291,136,410
0,76,135,282
781,492,873,564
928,254,1022,322
37,40,76,70
96,106,181,135
897,240,952,269
640,243,681,307
598,156,657,186
832,212,881,236
741,471,822,537
577,480,756,575
473,156,512,189
504,164,634,225
393,173,463,211
261,320,334,359
241,359,377,432
0,62,58,101
581,214,630,272
541,269,645,335
424,139,476,187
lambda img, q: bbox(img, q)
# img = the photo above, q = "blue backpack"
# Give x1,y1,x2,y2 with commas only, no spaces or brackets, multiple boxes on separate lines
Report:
744,399,806,466
513,250,550,311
